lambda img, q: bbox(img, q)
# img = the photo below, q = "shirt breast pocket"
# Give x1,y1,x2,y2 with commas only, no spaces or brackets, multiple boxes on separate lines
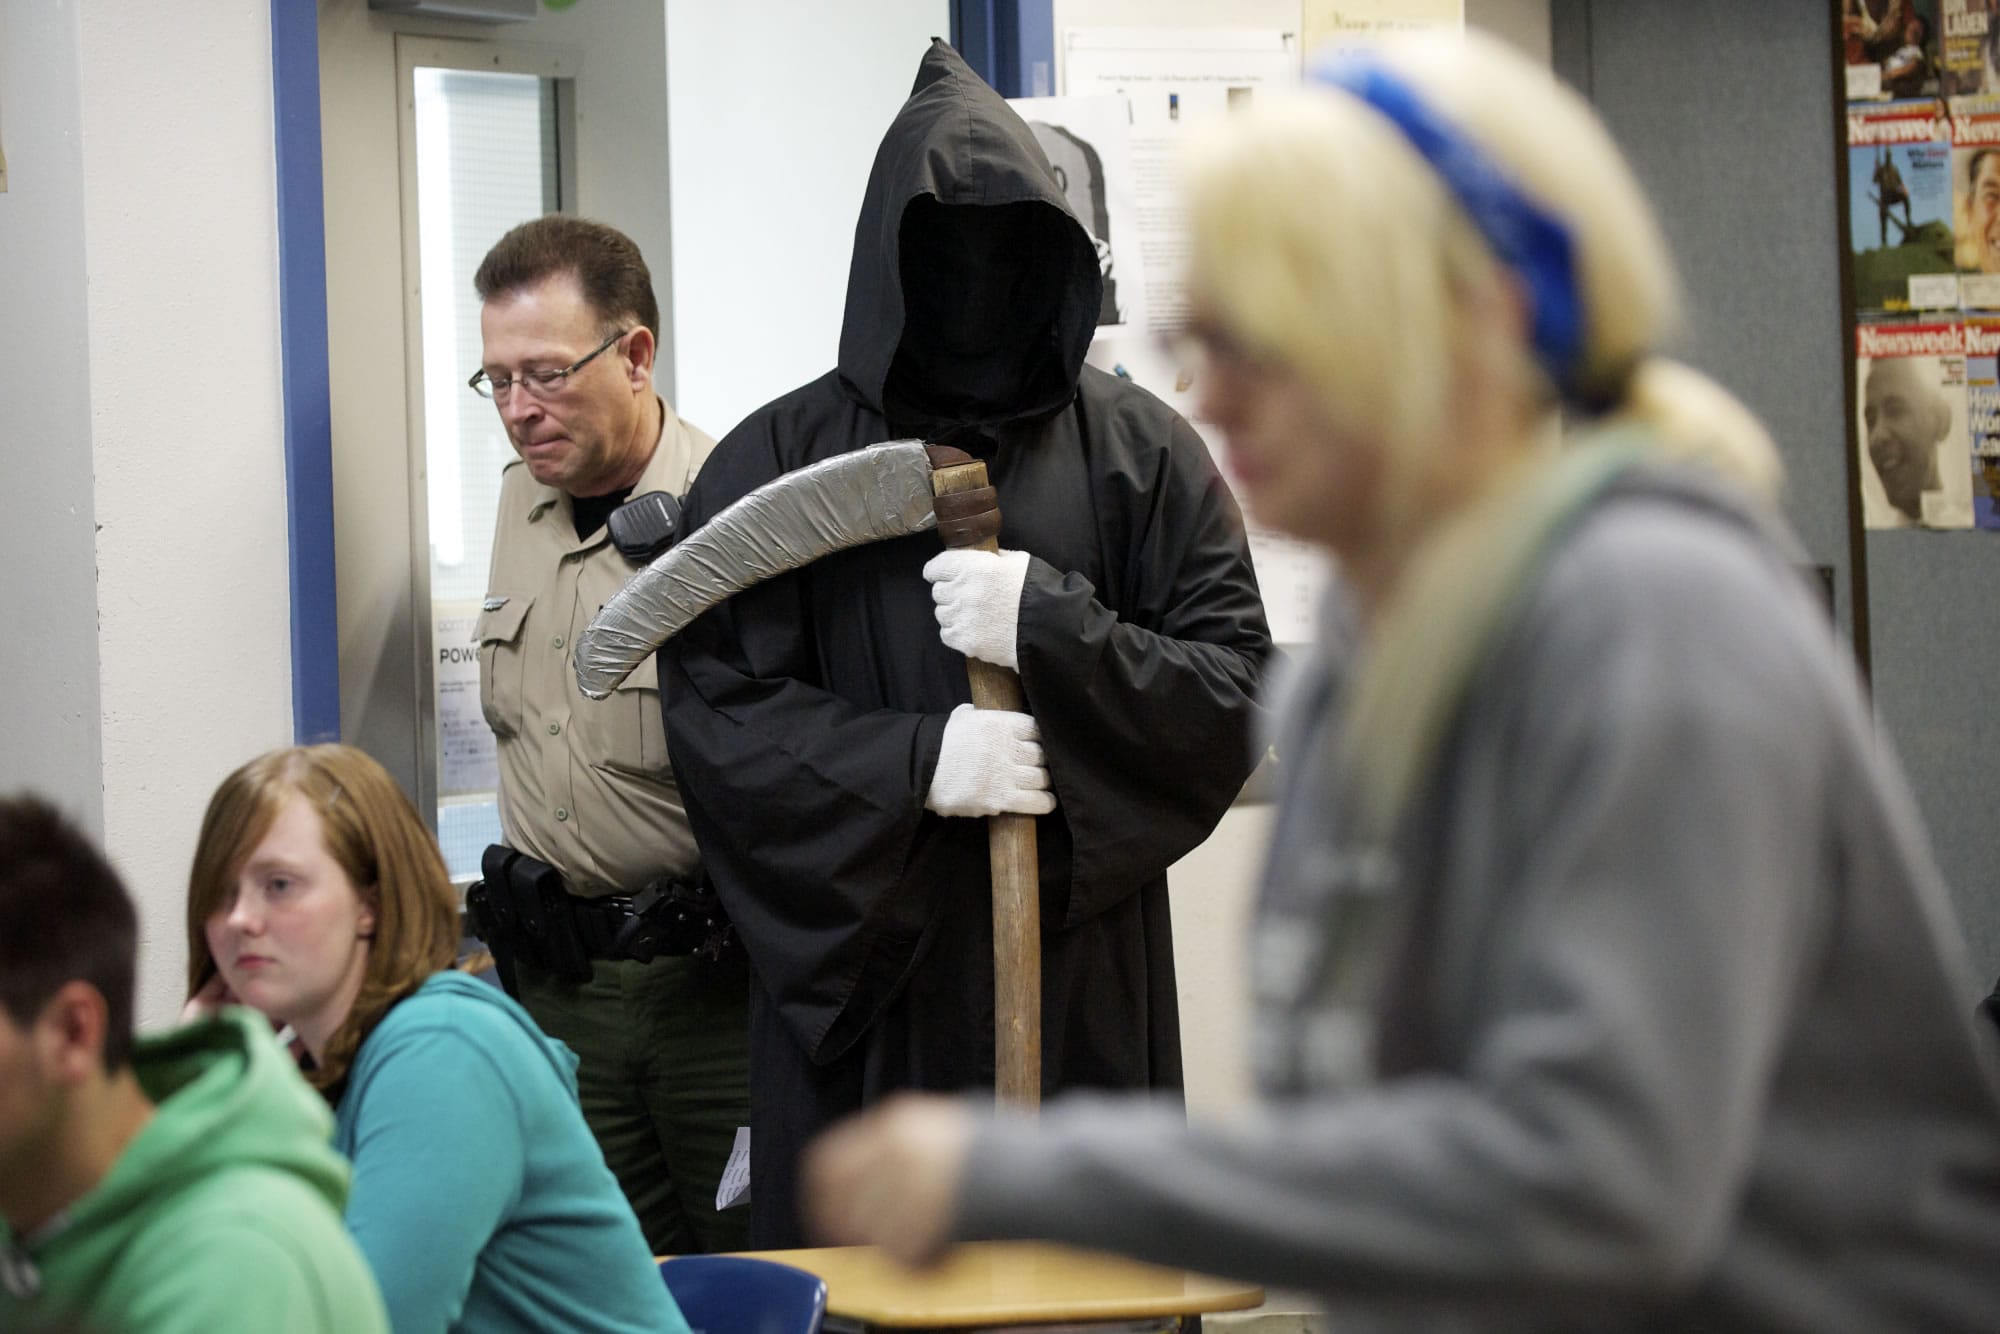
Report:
576,653,666,777
475,596,533,738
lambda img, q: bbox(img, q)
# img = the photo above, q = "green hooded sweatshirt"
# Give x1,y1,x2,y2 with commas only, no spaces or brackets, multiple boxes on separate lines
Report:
0,1008,388,1333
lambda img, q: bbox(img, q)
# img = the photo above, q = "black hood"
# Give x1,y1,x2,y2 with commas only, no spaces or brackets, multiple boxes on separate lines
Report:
837,39,1103,435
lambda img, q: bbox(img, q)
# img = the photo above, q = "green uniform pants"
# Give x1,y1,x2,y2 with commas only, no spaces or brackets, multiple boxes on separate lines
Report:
517,953,751,1254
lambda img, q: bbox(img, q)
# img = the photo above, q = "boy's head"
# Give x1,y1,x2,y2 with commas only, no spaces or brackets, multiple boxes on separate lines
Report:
0,796,138,1074
0,797,139,1224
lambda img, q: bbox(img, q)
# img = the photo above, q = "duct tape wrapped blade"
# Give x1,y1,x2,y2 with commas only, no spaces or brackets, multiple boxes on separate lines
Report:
574,439,939,698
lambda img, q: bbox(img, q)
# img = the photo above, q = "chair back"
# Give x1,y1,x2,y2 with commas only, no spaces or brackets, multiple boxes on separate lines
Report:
657,1255,828,1334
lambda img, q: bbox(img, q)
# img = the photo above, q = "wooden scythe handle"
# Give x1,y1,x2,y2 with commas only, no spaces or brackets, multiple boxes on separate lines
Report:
927,445,1041,1109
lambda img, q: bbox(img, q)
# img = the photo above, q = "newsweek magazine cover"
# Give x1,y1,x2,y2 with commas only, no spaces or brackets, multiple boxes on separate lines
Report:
1855,321,1976,528
1951,96,2000,305
1850,102,1958,313
1845,0,1942,100
1966,316,2000,525
1974,447,2000,525
1941,0,2000,96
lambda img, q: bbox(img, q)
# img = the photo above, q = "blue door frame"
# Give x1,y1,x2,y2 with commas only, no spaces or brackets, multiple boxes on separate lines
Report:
270,0,340,744
951,0,1056,97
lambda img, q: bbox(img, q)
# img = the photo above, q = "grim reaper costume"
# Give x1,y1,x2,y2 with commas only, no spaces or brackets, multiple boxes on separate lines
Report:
660,40,1271,1244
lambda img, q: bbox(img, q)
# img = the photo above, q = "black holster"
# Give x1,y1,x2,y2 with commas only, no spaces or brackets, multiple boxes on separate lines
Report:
615,874,740,965
465,846,739,999
465,844,591,994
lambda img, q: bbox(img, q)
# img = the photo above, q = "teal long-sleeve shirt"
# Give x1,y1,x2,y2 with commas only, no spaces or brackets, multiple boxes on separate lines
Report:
334,971,688,1334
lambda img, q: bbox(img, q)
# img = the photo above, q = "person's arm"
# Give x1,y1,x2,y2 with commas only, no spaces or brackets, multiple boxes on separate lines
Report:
982,511,1832,1302
340,1024,527,1332
832,509,1837,1311
1014,412,1271,926
1884,43,1926,83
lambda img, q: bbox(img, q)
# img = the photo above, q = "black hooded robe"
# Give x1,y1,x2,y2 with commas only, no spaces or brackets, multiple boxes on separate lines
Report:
660,39,1271,1245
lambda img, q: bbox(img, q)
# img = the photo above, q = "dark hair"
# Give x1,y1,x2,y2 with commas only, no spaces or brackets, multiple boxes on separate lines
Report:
0,796,138,1072
473,215,660,340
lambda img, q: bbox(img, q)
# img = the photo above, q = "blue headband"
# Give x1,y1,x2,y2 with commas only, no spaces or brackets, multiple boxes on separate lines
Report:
1308,54,1587,398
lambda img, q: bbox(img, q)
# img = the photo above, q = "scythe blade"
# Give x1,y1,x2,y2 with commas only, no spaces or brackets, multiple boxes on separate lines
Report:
573,438,937,699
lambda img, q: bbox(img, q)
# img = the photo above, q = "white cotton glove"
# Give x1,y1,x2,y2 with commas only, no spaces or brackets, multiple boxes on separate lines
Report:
922,548,1030,671
925,703,1057,818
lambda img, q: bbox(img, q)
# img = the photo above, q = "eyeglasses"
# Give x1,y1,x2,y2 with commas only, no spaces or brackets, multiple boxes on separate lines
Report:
469,329,631,401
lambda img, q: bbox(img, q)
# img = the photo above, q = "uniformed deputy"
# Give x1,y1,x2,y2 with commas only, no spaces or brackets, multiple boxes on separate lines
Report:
468,215,749,1255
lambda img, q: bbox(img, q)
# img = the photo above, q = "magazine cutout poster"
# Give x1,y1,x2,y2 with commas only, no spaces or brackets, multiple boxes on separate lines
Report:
1849,100,1958,313
1951,96,2000,305
1941,0,2000,97
1965,315,2000,525
1844,0,1942,101
1855,321,1976,528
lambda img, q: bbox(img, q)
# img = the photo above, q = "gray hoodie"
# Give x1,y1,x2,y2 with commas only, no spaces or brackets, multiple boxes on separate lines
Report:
958,463,2000,1331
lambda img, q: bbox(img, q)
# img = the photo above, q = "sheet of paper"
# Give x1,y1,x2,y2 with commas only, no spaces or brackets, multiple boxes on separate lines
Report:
1063,27,1300,335
716,1125,752,1209
1060,27,1329,643
1300,0,1463,54
435,600,499,796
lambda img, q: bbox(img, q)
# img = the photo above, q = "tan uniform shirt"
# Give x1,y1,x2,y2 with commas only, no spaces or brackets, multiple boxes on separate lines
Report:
475,402,717,897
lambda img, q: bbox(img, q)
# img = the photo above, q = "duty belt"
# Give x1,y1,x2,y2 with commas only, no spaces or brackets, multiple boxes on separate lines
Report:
569,881,735,965
465,844,737,995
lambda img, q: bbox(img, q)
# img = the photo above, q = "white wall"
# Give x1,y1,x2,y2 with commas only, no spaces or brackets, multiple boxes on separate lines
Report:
1166,805,1272,1114
0,1,104,831
82,2,296,1030
0,0,296,1029
663,0,951,439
